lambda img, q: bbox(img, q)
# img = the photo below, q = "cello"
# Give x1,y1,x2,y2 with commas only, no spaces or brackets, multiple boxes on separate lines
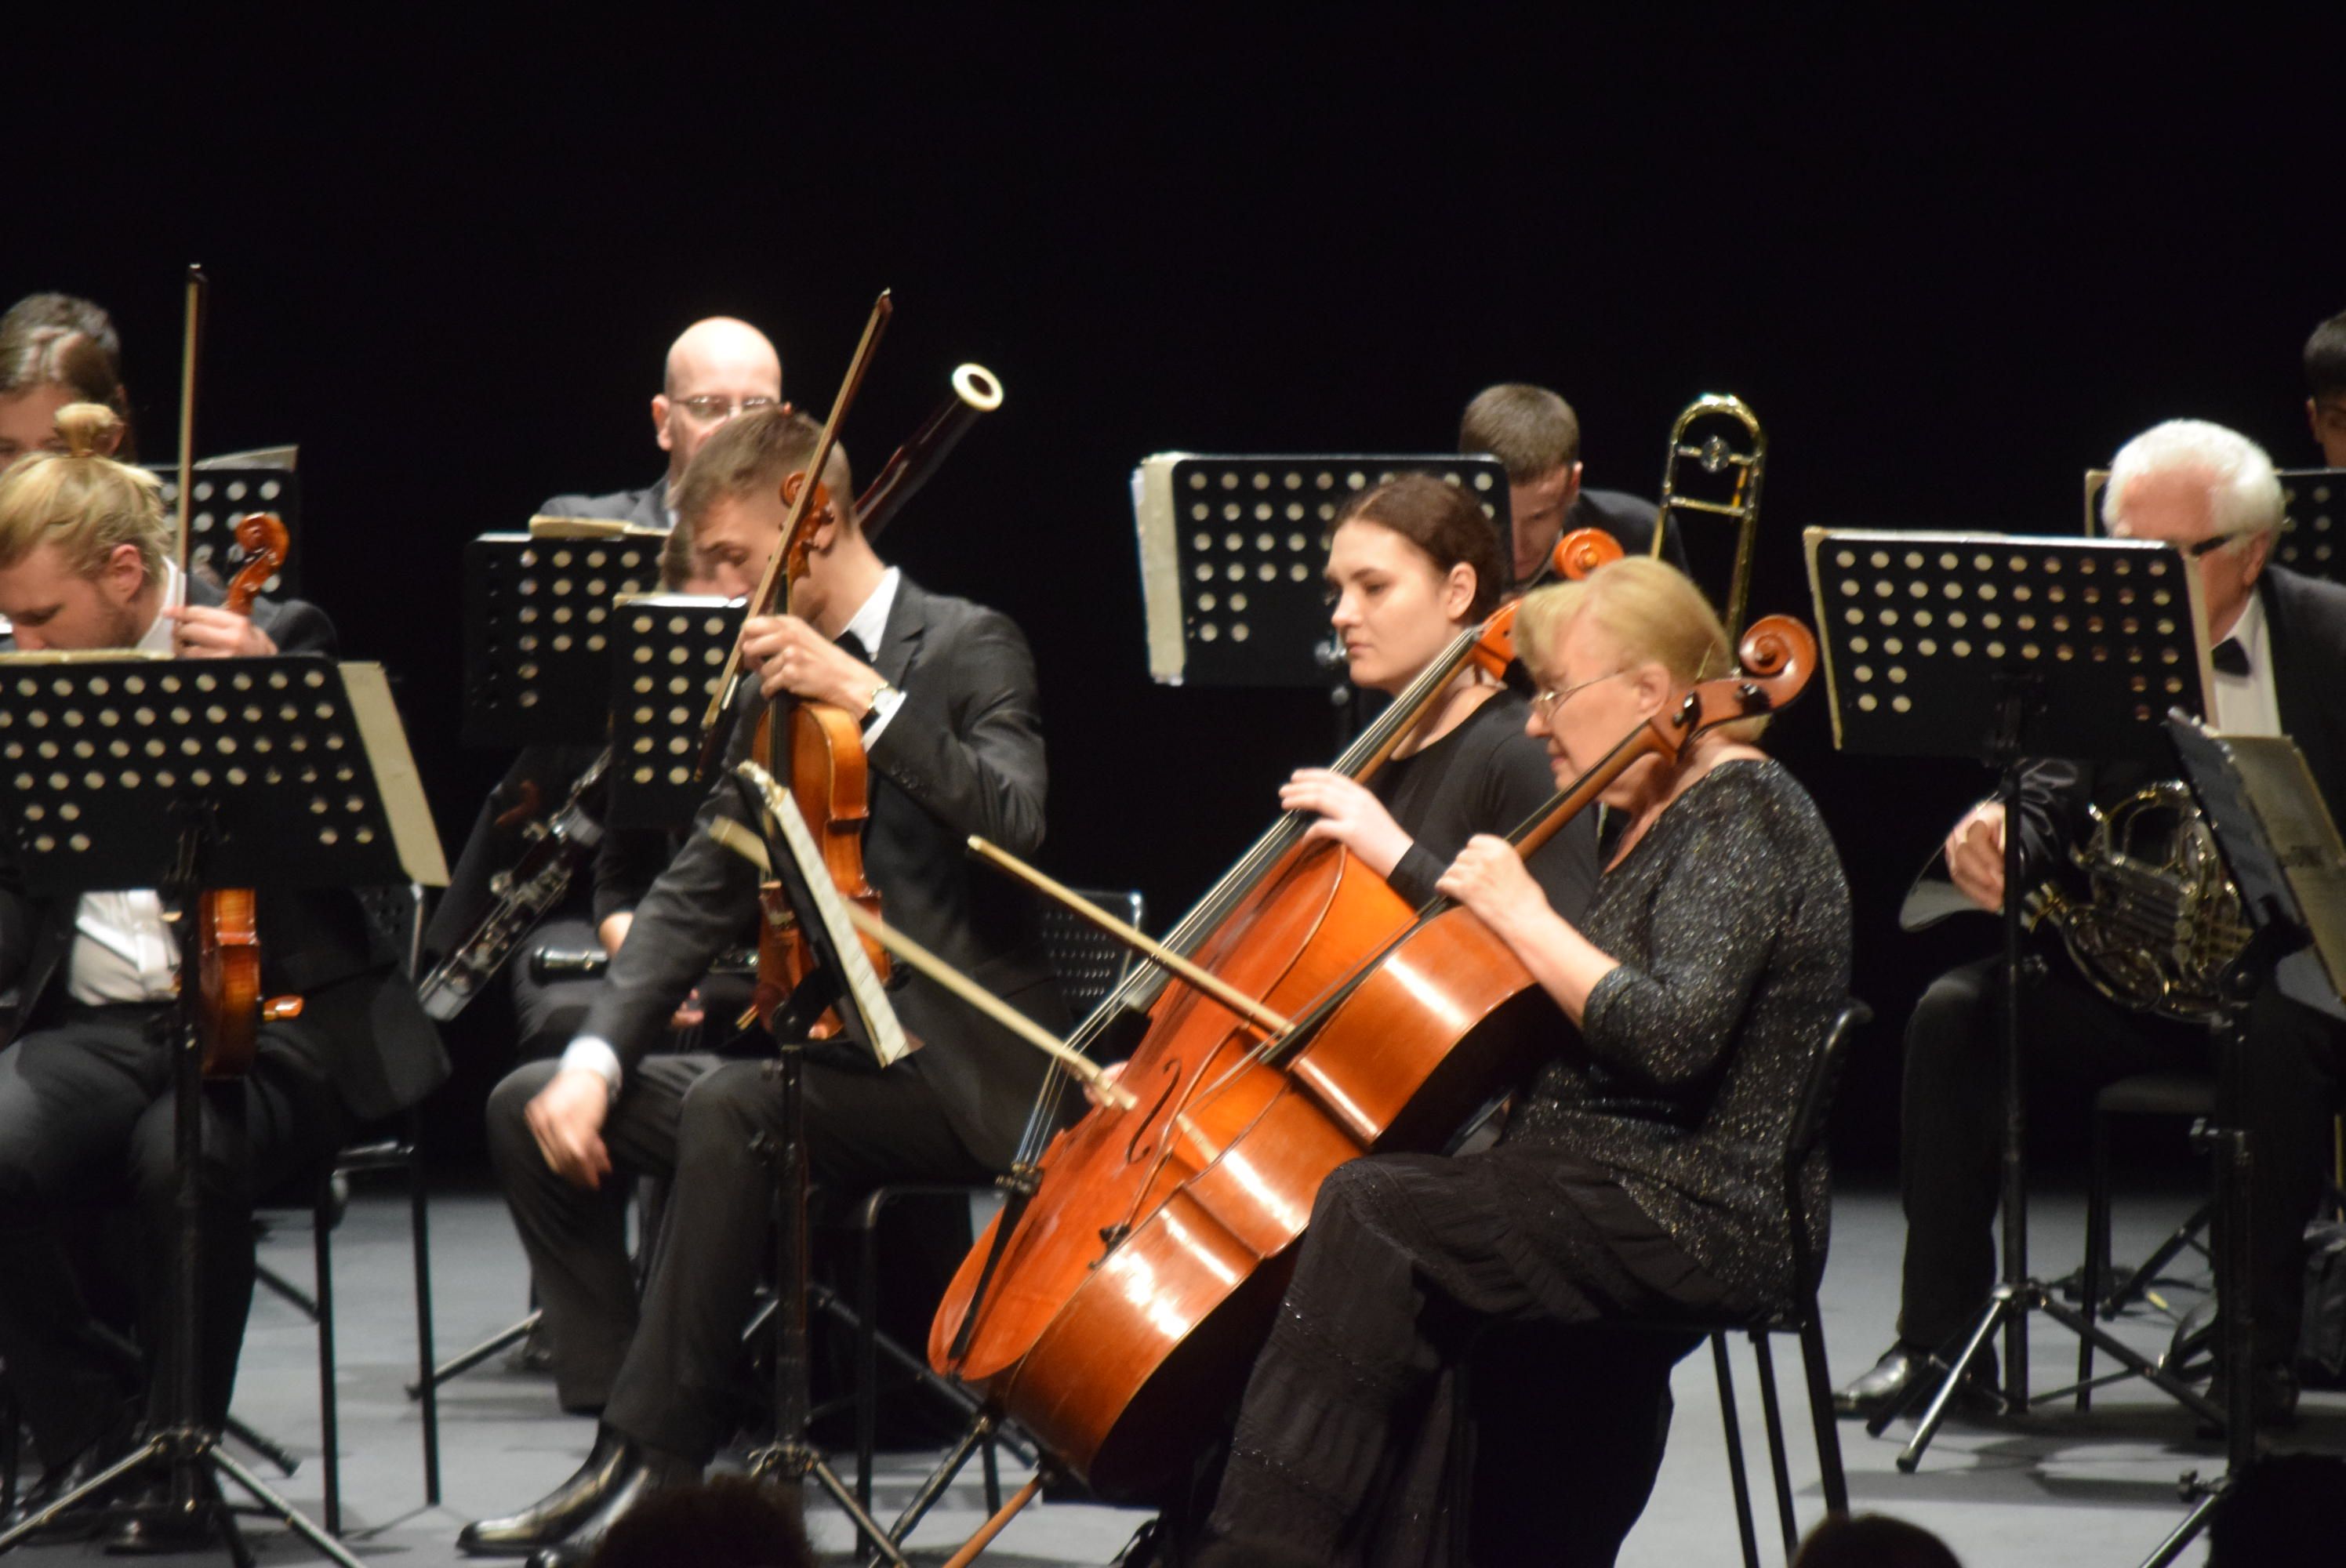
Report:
931,586,1818,1499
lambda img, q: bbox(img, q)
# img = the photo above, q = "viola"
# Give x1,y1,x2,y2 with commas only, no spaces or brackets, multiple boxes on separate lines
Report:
930,553,1814,1498
194,511,302,1076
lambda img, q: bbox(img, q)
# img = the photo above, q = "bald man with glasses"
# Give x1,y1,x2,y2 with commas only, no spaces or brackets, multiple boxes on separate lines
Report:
541,316,784,532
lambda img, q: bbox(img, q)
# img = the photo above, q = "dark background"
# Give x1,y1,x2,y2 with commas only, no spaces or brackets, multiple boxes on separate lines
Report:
14,14,2343,1172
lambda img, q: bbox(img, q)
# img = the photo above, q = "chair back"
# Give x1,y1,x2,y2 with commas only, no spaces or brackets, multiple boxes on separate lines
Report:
1039,888,1146,1019
1784,1000,1871,1297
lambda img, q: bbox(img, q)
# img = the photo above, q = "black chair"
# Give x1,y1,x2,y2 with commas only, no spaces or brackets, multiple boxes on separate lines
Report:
1638,1000,1866,1568
252,884,441,1534
844,888,1146,1523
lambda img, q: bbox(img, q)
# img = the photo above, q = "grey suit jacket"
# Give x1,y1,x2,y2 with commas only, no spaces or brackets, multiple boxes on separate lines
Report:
579,575,1062,1169
540,475,671,533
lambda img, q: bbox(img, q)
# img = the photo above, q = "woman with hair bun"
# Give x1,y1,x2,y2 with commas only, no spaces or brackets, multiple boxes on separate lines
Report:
0,292,133,469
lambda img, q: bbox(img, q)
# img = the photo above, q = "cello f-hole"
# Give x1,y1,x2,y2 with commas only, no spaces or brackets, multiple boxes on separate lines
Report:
1124,1058,1182,1165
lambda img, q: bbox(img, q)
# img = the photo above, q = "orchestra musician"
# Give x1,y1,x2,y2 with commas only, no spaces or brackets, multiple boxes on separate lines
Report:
426,315,785,1062
0,292,133,467
1834,419,2346,1428
1193,557,1853,1567
0,405,448,1548
539,316,784,532
460,405,1063,1563
1458,383,1676,586
1281,472,1596,920
2306,308,2346,469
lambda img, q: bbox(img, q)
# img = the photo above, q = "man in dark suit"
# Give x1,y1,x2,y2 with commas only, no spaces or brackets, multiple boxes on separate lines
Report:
462,408,1061,1562
0,413,448,1546
1458,381,1681,583
1837,419,2346,1427
537,316,784,534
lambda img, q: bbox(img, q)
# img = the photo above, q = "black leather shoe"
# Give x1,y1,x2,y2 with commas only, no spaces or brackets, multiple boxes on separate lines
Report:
459,1426,635,1556
104,1469,222,1555
2198,1362,2300,1437
521,1443,699,1568
7,1414,140,1539
1832,1344,1999,1421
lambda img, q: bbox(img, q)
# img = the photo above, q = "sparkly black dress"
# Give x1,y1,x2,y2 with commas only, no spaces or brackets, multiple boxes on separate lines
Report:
1200,757,1852,1567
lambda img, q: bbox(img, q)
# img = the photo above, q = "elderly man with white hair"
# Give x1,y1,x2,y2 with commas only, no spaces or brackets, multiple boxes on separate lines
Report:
1836,419,2346,1428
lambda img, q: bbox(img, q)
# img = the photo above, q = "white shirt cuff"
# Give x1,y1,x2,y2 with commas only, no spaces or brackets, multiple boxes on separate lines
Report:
561,1036,624,1094
862,684,906,746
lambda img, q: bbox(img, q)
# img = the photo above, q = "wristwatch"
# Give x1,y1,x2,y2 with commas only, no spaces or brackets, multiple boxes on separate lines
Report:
860,680,898,730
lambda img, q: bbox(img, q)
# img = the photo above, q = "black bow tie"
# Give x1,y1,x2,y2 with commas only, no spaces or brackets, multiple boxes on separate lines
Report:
2212,637,2250,678
835,629,870,663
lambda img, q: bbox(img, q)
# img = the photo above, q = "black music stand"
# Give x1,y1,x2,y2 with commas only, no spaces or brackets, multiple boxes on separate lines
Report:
713,764,910,1566
1803,528,2225,1468
152,465,302,597
461,532,665,746
0,656,444,1567
608,593,738,829
1130,452,1509,689
2137,718,2346,1566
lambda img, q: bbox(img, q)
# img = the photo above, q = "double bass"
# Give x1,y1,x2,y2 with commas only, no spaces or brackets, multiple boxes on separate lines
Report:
930,553,1818,1500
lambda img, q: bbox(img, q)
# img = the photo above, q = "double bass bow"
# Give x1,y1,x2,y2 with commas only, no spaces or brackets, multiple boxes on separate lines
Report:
929,556,1818,1501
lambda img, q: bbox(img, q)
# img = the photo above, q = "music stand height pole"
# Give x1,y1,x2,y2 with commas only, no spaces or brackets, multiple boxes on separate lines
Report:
1996,734,2032,1406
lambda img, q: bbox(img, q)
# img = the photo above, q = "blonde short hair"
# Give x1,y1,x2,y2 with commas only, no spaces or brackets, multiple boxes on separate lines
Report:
0,404,168,580
1516,556,1766,739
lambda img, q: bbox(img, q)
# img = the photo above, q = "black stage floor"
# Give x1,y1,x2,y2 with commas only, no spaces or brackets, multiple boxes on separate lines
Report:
11,1178,2335,1566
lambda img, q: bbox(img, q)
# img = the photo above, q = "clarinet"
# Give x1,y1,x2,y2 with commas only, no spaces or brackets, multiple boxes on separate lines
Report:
417,750,610,1022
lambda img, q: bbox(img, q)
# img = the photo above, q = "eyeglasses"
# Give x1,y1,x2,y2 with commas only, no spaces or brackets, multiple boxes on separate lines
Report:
2185,531,2251,559
674,395,779,421
1531,669,1625,719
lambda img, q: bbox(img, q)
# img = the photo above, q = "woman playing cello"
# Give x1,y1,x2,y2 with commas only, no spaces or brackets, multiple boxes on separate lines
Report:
1279,473,1596,920
1192,557,1852,1567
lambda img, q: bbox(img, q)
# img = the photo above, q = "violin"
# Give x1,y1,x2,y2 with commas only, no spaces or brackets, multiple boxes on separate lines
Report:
742,471,895,1035
193,512,301,1077
928,543,1817,1500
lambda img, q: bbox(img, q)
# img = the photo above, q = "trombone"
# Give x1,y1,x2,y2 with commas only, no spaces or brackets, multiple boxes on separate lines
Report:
1654,394,1767,639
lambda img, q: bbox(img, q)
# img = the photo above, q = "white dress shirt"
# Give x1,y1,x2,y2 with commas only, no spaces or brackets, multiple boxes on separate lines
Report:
2210,590,2282,739
65,565,183,1006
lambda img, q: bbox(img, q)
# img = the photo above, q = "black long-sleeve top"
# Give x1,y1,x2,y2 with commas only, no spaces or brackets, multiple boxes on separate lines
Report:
1504,757,1852,1303
1369,688,1599,921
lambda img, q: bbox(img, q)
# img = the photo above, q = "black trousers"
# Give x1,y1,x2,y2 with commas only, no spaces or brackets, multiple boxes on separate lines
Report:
0,1004,351,1460
1897,955,2346,1369
1203,1149,1723,1568
486,1047,988,1465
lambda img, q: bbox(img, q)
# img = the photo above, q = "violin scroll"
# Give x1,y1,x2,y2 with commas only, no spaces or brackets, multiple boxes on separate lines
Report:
223,512,289,617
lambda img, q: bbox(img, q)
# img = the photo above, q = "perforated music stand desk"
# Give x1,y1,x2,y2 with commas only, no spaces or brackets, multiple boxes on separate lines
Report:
462,532,665,746
1805,529,2210,764
151,464,303,597
608,593,737,829
0,655,445,896
1131,452,1510,687
1803,528,2217,1465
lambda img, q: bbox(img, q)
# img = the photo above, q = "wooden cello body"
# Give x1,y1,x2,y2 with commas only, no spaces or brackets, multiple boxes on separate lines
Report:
932,578,1817,1498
